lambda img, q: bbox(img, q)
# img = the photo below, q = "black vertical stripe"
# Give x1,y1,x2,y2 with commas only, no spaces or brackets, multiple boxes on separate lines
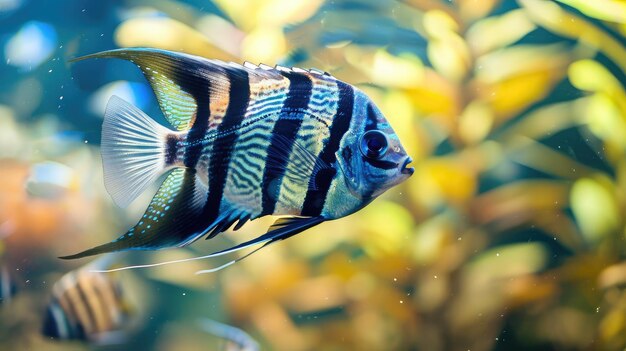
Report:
301,81,354,216
365,103,378,131
58,277,90,338
182,71,211,168
202,69,251,222
89,277,114,330
165,134,179,165
42,302,63,339
261,72,313,215
74,276,98,334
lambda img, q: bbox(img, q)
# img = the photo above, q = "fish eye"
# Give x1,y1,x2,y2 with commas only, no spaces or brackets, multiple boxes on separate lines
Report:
360,130,389,159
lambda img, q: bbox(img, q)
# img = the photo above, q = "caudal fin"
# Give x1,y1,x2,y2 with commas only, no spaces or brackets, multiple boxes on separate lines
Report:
102,96,173,208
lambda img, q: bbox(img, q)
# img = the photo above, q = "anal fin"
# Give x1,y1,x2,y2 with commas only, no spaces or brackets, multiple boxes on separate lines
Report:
83,216,325,273
60,168,208,259
204,209,253,240
195,216,325,274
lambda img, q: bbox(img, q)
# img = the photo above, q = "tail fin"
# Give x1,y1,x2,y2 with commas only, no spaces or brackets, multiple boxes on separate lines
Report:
102,96,174,208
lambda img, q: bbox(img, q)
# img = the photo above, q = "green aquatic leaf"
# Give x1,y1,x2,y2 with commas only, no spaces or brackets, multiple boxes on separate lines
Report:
519,0,626,74
464,242,549,282
555,0,626,23
570,176,621,244
466,9,536,56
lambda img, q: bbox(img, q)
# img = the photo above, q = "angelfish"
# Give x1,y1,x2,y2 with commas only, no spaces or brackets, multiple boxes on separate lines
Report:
61,48,414,270
42,256,135,344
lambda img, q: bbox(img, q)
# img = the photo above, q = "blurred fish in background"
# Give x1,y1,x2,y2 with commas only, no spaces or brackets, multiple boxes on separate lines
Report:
0,266,18,305
0,0,626,350
41,255,137,345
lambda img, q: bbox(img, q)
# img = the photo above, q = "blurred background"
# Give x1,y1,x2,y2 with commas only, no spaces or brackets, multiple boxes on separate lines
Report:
1,0,626,350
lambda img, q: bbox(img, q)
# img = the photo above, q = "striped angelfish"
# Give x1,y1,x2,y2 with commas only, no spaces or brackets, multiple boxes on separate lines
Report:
61,48,413,270
41,256,133,343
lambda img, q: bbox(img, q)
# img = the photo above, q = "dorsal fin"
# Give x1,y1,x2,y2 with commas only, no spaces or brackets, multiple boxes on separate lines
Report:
243,61,258,69
71,48,283,131
308,68,324,75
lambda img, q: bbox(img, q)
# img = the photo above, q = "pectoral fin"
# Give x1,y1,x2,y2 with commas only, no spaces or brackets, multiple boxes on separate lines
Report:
265,134,333,191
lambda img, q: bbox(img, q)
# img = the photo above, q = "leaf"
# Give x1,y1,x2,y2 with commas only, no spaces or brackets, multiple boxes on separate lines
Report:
556,0,626,23
570,176,621,244
505,137,599,179
464,243,549,283
470,180,570,226
520,0,626,74
466,9,536,56
115,17,238,62
457,0,501,23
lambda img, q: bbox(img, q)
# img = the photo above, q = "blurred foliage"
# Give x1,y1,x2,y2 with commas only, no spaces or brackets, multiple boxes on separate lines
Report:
1,0,626,350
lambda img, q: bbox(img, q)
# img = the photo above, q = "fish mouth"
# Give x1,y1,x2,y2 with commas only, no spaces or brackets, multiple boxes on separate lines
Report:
400,157,414,175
